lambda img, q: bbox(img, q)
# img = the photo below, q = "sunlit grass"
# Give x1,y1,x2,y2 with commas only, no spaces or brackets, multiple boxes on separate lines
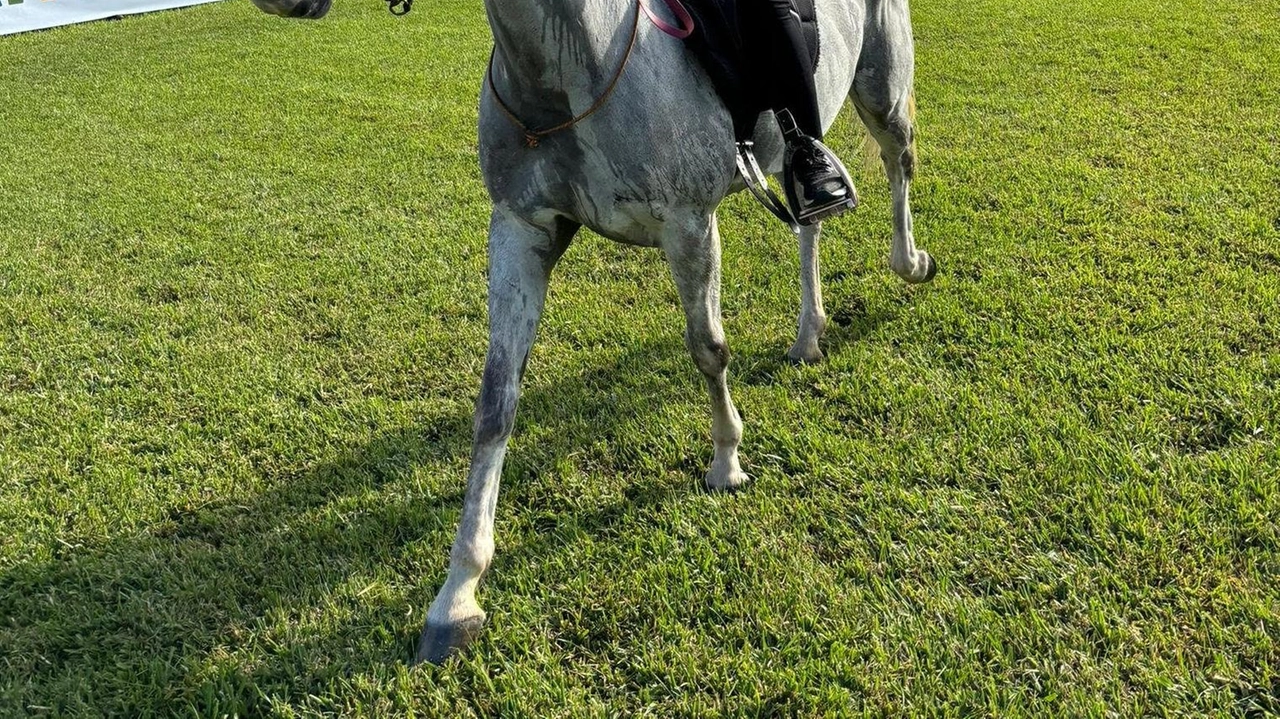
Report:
1,0,1277,715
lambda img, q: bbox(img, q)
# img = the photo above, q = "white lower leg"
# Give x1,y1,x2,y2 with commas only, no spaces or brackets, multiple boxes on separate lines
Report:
663,215,748,490
427,448,504,626
789,224,828,362
886,160,935,284
705,375,746,489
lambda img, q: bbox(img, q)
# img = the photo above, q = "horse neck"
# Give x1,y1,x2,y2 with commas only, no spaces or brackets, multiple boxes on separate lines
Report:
484,0,630,102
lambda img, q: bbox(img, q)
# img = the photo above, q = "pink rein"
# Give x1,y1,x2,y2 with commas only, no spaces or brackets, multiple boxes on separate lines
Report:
641,0,695,39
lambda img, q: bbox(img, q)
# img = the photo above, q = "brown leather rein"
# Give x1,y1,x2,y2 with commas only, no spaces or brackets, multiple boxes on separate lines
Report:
486,0,644,148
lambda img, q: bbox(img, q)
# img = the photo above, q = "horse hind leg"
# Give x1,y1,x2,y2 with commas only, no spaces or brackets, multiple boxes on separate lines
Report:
851,3,937,284
663,213,748,490
415,209,575,665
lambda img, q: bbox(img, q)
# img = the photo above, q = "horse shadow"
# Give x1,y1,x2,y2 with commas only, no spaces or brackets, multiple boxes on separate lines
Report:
0,298,895,713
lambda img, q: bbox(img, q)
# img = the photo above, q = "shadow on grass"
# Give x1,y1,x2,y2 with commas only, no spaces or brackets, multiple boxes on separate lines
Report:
0,280,900,714
1,333,794,713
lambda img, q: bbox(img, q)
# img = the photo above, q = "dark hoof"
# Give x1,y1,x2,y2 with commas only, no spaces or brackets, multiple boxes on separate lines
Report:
923,254,938,283
785,346,824,365
413,615,485,666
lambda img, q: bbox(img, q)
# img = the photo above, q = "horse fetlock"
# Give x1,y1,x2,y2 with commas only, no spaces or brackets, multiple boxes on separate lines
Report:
449,536,495,578
690,338,731,377
787,339,824,364
788,310,827,363
417,541,492,665
706,451,748,491
892,250,936,284
813,311,828,337
801,309,828,336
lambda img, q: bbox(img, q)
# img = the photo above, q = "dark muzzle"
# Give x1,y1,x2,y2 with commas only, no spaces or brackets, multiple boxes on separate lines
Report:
285,0,331,18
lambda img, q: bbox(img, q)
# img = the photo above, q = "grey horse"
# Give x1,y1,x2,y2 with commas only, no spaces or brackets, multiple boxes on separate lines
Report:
248,0,935,664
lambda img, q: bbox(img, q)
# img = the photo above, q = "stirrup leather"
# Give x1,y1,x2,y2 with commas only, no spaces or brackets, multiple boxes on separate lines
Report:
736,141,801,235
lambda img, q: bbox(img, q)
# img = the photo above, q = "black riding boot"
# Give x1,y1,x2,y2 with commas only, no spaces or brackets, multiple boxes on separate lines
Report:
776,109,857,224
746,0,857,224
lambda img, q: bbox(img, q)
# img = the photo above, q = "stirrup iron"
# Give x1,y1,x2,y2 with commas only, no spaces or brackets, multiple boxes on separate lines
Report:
776,110,858,226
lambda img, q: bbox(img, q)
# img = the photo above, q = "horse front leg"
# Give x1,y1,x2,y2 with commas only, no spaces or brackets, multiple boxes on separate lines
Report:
787,223,828,364
663,213,748,490
415,209,575,665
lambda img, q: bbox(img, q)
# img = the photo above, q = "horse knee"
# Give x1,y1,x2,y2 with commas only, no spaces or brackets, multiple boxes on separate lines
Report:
473,391,516,446
473,365,519,446
688,336,731,377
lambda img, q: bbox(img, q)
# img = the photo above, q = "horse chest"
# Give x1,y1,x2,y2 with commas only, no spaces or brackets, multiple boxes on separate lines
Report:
491,147,709,248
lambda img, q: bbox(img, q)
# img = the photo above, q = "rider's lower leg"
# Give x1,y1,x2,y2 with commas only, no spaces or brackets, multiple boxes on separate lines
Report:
748,0,857,224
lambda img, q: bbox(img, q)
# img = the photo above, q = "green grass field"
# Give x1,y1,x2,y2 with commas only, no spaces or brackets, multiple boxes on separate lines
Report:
2,0,1278,715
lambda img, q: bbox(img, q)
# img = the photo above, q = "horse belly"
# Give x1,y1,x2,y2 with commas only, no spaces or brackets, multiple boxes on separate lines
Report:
566,135,739,246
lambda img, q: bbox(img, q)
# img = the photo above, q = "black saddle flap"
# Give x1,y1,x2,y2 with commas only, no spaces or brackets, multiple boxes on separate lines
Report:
678,0,819,141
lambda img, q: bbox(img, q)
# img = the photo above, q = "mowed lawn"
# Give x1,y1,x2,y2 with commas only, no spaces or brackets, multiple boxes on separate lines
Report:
1,0,1278,714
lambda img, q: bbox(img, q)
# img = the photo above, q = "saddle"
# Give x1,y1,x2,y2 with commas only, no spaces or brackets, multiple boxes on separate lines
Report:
677,0,820,142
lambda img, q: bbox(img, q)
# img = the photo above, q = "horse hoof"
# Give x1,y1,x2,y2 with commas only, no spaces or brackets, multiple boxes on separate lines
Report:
413,615,485,666
706,474,749,492
706,463,749,492
894,253,938,284
922,253,938,283
786,344,824,365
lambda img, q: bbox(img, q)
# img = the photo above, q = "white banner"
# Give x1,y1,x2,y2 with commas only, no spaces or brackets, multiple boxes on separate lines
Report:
0,0,224,35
